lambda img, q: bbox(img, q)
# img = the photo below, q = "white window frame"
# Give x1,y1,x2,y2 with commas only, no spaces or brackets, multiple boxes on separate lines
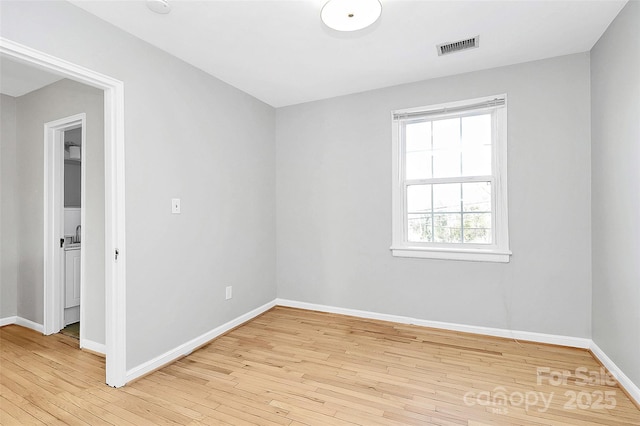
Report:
391,94,511,262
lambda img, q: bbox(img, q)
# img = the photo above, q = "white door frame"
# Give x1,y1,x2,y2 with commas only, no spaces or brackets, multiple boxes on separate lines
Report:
0,37,127,387
43,114,85,337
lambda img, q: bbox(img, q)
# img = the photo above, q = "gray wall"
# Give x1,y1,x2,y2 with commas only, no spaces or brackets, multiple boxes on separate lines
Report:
14,79,105,344
591,1,640,389
0,0,276,369
64,162,81,208
277,54,592,338
1,94,18,318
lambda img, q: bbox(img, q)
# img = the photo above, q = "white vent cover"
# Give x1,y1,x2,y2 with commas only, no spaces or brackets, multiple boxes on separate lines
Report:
437,36,480,56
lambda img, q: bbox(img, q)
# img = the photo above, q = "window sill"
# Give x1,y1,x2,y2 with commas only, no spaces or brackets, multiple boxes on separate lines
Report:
390,246,511,263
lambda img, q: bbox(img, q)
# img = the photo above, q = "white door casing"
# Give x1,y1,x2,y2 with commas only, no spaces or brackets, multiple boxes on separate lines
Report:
0,37,127,388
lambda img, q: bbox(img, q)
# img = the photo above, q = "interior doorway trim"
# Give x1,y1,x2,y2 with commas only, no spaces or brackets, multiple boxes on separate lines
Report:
43,114,85,337
0,37,127,387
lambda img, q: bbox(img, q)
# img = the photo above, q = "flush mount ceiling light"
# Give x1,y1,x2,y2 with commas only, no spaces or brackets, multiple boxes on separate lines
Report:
147,0,171,14
321,0,382,32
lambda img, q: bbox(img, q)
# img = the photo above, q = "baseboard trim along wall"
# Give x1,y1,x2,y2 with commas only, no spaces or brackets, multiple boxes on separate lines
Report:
59,296,637,406
275,298,591,348
81,339,106,356
0,316,45,333
0,316,17,327
125,300,277,384
590,341,640,406
1,317,105,356
275,298,638,405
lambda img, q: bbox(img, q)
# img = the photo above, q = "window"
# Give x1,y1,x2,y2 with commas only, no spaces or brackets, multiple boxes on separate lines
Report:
391,95,511,262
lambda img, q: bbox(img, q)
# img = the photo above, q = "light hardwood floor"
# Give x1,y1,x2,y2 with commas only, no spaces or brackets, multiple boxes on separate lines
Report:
1,307,639,425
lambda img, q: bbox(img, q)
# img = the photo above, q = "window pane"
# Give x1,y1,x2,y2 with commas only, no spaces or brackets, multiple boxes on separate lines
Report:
434,213,462,243
408,214,432,242
405,122,432,179
406,121,430,152
463,213,492,244
462,182,491,212
407,185,432,213
406,152,431,180
462,114,491,176
432,118,461,178
433,183,461,213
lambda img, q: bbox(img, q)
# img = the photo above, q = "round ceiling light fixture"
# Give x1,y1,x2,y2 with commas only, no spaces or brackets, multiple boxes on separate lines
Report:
321,0,382,32
147,0,171,14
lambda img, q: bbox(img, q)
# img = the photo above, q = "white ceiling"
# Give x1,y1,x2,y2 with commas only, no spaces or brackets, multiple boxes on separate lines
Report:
72,0,625,107
0,58,64,97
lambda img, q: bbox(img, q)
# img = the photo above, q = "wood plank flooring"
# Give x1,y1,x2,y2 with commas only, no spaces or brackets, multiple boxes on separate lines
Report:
1,306,639,425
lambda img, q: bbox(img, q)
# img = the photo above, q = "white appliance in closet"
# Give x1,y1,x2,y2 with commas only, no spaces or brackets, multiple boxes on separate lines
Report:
63,208,81,326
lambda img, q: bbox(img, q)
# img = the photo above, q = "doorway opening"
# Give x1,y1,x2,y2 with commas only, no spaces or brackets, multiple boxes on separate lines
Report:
43,116,85,344
1,37,127,387
62,125,83,340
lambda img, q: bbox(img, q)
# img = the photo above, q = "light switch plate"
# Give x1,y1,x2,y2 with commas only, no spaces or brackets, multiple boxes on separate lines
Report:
171,198,181,214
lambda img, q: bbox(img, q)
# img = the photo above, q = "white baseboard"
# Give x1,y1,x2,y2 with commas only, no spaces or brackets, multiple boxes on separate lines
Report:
0,316,17,327
590,341,640,405
276,299,640,404
275,298,591,349
13,317,44,333
125,300,276,384
81,339,106,355
2,315,105,355
121,297,638,407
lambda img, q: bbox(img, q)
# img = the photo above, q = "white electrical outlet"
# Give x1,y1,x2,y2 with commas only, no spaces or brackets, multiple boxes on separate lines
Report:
171,198,181,214
225,286,232,300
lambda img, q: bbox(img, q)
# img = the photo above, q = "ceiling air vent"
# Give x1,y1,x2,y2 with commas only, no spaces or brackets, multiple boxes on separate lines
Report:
437,36,479,56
